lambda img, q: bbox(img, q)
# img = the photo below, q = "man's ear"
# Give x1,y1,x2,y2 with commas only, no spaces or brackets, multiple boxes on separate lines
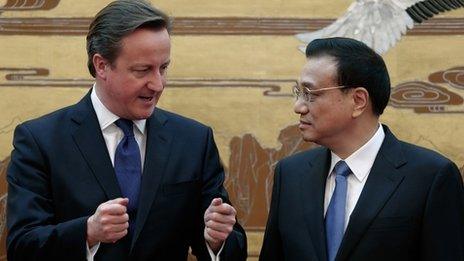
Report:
352,87,369,118
93,54,108,80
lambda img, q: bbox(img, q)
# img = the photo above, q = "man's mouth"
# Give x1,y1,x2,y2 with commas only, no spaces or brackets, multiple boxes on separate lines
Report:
299,120,312,129
139,96,154,101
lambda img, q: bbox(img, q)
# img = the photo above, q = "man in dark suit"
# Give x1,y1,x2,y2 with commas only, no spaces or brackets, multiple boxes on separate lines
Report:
6,1,246,260
260,37,464,261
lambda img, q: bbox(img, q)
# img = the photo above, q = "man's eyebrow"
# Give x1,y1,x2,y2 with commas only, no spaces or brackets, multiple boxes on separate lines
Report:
130,63,151,68
300,81,314,89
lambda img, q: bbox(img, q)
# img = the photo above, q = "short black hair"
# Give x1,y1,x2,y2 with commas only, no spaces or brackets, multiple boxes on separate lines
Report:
305,37,390,116
86,0,171,77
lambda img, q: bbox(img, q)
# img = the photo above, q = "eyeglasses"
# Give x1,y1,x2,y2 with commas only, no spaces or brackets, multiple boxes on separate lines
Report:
292,85,349,102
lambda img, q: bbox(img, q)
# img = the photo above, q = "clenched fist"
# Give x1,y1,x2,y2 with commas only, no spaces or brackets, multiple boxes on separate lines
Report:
204,198,237,253
87,198,130,247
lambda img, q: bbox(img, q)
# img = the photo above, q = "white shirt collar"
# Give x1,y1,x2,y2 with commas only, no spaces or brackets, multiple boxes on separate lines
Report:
90,84,146,134
329,124,385,182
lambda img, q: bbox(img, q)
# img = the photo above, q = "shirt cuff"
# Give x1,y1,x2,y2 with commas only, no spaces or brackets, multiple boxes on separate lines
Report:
86,242,100,261
206,241,225,261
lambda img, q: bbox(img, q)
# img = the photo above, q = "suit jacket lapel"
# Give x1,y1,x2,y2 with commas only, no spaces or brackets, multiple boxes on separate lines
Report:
131,109,173,250
336,126,407,260
300,148,331,261
71,92,122,200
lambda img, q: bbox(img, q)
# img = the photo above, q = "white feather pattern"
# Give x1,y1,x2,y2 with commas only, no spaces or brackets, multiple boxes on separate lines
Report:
296,0,421,54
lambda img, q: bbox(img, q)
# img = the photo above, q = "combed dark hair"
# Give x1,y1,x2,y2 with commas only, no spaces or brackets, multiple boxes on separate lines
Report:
86,0,172,77
305,37,390,116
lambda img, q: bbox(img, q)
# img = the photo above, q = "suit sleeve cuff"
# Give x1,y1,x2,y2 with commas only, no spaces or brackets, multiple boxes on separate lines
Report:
206,241,224,261
86,242,100,261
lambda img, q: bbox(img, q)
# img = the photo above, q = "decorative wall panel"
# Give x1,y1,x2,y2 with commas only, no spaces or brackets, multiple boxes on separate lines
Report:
0,1,463,259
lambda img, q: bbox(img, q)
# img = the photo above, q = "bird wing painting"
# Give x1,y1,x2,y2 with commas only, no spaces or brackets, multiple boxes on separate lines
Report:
296,0,464,54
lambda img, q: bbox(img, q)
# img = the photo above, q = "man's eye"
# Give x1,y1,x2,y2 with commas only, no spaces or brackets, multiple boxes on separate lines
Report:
132,68,150,77
160,64,169,73
306,92,318,101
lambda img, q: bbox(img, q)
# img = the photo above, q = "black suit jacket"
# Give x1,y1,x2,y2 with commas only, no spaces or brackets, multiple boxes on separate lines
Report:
260,125,464,261
7,92,247,261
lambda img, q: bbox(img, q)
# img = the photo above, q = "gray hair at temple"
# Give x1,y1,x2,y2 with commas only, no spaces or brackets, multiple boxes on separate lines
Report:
86,0,172,77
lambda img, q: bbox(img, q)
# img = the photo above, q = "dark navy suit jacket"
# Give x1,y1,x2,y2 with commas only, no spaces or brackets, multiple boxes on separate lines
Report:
260,125,464,261
7,92,247,261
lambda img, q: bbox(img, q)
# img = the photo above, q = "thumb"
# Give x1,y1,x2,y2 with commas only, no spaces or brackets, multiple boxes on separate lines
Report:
211,197,223,206
114,197,129,206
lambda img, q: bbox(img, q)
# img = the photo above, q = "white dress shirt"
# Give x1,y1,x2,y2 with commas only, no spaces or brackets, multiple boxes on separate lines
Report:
90,87,147,168
87,86,221,260
324,124,385,231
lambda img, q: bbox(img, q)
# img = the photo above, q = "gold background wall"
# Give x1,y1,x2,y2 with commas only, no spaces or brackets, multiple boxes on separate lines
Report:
0,0,463,259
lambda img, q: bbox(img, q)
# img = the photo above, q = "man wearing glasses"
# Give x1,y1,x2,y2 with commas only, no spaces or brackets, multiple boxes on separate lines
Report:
260,37,464,260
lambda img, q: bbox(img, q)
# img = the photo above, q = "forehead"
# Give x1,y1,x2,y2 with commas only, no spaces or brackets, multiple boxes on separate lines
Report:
300,56,338,88
117,27,171,62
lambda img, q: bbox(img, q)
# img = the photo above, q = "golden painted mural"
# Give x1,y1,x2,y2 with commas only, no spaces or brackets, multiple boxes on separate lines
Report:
1,0,464,259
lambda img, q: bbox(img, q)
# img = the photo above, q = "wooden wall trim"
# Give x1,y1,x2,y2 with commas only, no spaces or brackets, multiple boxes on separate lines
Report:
0,17,463,35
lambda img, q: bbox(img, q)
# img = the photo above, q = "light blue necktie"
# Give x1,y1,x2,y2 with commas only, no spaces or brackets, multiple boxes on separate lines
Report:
114,119,142,235
325,161,351,261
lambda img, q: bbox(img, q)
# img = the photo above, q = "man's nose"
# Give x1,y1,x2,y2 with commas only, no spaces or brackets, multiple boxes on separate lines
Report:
147,71,164,91
294,98,309,115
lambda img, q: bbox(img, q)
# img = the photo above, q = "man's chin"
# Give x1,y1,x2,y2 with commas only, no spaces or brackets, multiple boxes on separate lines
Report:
301,133,317,143
302,137,315,143
130,108,156,120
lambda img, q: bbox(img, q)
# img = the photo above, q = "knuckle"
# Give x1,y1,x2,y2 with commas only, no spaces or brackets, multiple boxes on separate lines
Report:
214,232,223,240
100,217,108,224
208,229,217,237
117,230,126,238
208,228,217,237
100,206,109,214
102,226,111,234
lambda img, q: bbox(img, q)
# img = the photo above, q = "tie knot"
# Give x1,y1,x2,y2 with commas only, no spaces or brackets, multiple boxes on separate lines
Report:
115,119,134,137
333,161,351,177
